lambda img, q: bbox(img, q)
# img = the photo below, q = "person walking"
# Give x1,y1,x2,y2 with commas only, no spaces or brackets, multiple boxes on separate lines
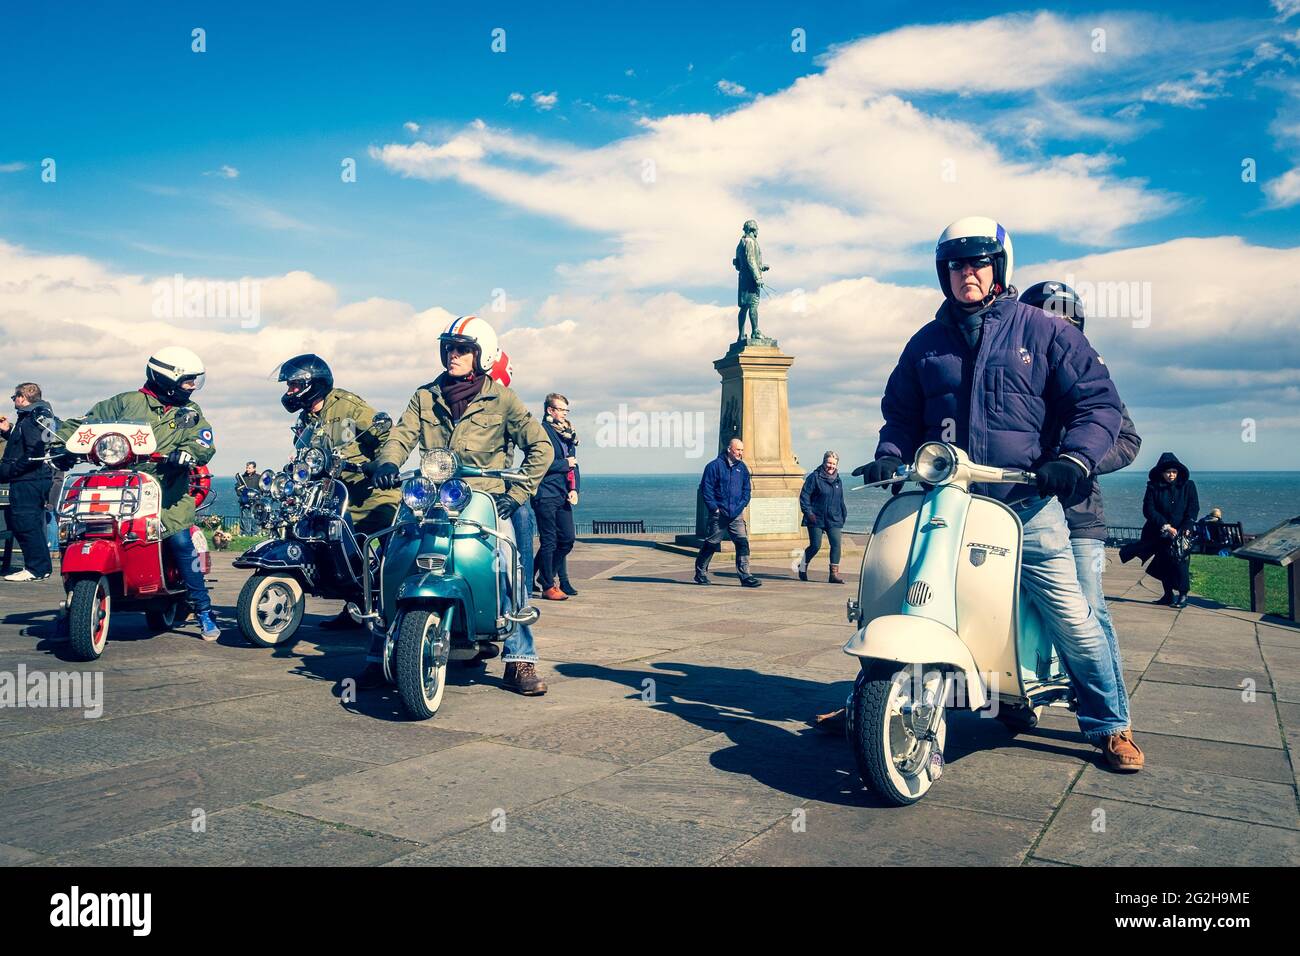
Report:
694,438,761,588
236,461,260,534
0,383,58,582
797,451,848,583
1120,452,1199,608
533,393,580,600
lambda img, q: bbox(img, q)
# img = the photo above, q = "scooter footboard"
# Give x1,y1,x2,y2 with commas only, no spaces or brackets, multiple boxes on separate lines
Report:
842,615,988,709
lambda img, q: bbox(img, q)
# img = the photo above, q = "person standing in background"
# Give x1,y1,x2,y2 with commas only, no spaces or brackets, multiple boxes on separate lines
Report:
695,438,761,588
533,393,580,600
0,383,57,582
236,461,260,534
1120,452,1199,608
797,451,848,584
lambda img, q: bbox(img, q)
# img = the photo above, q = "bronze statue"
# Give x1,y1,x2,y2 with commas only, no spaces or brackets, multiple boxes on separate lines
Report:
733,219,769,342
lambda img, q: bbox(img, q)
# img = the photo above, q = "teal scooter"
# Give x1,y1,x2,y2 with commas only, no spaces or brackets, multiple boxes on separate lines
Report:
348,448,539,719
843,441,1075,805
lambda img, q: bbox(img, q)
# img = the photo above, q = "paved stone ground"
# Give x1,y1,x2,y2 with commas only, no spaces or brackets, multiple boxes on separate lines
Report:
0,537,1297,866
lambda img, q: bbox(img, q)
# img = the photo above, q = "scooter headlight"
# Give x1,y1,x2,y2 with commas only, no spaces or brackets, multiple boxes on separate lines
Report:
259,468,276,492
914,442,957,485
438,478,472,512
270,474,288,500
403,476,435,512
302,447,328,478
288,459,312,483
420,448,459,483
91,432,132,467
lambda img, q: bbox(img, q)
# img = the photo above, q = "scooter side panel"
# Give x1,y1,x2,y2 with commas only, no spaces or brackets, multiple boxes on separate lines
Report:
954,497,1022,697
856,492,923,627
452,491,508,637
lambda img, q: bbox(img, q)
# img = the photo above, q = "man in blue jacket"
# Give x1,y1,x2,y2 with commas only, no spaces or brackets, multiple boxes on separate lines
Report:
853,217,1143,773
695,438,761,587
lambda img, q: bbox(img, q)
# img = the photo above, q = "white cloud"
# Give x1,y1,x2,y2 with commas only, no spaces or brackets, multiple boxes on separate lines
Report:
507,92,524,104
403,121,421,134
531,91,558,111
373,13,1176,293
1274,0,1300,21
716,79,749,98
1265,166,1300,207
0,162,26,174
1141,69,1225,108
204,164,240,179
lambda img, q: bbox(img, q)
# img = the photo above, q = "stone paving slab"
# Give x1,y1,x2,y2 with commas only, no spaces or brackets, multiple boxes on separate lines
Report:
1032,794,1300,866
49,805,415,867
0,543,1297,866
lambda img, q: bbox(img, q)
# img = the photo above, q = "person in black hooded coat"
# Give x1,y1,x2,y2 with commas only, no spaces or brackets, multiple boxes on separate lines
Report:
1119,452,1198,607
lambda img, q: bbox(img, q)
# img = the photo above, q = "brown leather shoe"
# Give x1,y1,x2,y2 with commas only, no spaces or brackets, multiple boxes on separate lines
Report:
828,564,845,584
541,585,568,601
1101,729,1144,772
503,661,547,696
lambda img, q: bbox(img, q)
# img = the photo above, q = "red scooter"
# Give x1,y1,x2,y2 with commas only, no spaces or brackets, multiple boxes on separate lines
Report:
54,422,211,660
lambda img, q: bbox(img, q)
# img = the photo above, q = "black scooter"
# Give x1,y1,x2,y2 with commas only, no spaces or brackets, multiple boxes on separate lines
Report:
232,422,378,647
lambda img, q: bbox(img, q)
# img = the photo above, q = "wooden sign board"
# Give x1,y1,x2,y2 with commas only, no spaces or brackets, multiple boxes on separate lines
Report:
1234,517,1300,567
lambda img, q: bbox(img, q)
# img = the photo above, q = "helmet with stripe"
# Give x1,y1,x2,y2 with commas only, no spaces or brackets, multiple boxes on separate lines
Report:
935,217,1014,302
439,315,501,377
145,346,206,406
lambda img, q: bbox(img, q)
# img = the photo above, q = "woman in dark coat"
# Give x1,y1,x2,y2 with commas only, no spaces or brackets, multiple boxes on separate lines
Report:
532,393,580,600
1119,451,1199,608
797,451,848,584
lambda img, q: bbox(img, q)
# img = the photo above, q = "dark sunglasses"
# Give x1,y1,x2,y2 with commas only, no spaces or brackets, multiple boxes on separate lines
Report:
946,256,993,272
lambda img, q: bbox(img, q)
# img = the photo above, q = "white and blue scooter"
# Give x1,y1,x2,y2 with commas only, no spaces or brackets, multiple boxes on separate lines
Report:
843,441,1075,805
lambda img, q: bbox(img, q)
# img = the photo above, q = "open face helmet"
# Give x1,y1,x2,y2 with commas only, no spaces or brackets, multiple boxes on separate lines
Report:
145,346,207,406
935,217,1014,302
275,354,334,413
439,315,501,377
1020,281,1085,333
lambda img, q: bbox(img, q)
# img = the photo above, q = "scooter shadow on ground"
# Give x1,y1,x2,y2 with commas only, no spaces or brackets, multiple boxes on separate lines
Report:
6,607,162,662
555,659,1105,807
265,615,502,722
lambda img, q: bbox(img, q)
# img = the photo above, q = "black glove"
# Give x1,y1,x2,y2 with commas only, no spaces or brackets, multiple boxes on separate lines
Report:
164,450,195,469
372,462,401,490
360,460,379,478
851,455,905,485
494,494,520,521
51,452,79,471
1035,458,1086,500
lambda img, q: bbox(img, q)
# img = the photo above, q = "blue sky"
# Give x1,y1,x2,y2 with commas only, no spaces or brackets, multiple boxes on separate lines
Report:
2,1,1299,473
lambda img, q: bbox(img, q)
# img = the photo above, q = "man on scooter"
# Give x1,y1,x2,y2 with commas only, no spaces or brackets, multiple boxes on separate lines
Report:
850,218,1143,773
1020,280,1141,743
275,353,402,630
371,316,554,696
54,347,221,641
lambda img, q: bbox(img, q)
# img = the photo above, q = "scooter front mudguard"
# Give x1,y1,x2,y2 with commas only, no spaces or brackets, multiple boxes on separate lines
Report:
843,614,988,710
233,538,309,571
61,538,125,577
395,572,478,634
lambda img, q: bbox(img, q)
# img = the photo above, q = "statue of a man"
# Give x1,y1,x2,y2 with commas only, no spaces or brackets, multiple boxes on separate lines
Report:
733,219,769,342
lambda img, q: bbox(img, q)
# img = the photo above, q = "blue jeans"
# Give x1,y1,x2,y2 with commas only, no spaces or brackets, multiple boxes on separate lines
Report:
1071,537,1129,726
45,511,59,552
1015,497,1127,740
164,529,212,616
503,504,537,663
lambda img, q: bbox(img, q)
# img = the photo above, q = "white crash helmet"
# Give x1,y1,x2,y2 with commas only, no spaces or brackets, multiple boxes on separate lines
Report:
146,346,207,405
935,216,1015,301
438,315,501,377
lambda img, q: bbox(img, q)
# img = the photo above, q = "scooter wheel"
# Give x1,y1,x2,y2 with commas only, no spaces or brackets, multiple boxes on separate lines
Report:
394,609,448,720
237,574,305,647
144,598,185,634
996,705,1043,735
850,662,947,806
68,576,111,661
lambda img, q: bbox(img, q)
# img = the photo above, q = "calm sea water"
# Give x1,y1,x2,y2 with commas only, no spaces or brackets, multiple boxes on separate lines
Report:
202,471,1300,535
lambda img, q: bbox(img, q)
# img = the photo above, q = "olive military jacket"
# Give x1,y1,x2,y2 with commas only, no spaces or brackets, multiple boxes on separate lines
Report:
56,389,215,538
297,387,401,523
378,376,552,507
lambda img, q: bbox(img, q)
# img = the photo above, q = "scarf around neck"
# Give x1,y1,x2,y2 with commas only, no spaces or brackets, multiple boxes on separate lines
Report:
441,373,485,423
545,412,578,446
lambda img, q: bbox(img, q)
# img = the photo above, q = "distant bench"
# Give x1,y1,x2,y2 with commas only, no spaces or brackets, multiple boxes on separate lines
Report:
591,520,646,534
1105,523,1249,553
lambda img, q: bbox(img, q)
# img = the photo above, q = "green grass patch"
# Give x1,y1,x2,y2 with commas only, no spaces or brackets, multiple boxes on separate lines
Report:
1189,555,1289,616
